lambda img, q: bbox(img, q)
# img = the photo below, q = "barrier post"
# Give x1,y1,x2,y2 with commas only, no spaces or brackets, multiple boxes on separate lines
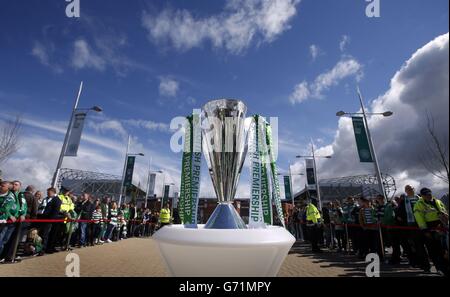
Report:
378,223,385,260
8,221,23,263
345,223,350,254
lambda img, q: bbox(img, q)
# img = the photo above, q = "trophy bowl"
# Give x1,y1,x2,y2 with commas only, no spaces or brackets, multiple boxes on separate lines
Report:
153,99,295,277
201,99,248,229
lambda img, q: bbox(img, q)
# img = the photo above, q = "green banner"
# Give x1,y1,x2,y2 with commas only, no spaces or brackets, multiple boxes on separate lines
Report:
352,117,373,163
265,123,285,228
123,156,135,187
284,176,292,201
163,185,170,199
182,116,193,224
179,114,201,226
178,135,189,222
259,117,272,225
249,115,262,227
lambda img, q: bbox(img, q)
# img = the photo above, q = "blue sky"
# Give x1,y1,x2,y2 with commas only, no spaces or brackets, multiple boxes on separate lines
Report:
0,0,448,198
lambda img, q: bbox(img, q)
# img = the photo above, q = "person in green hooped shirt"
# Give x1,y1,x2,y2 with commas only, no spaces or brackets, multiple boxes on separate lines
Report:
358,196,380,259
104,201,119,243
119,204,130,239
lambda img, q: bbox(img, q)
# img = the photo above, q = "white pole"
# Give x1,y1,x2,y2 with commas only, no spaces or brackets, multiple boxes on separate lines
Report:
289,163,295,207
144,157,152,208
357,87,387,201
160,173,166,210
52,81,83,188
311,138,322,211
118,135,131,206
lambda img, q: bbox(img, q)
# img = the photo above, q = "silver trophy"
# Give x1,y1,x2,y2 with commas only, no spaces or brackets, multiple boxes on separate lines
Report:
202,99,248,229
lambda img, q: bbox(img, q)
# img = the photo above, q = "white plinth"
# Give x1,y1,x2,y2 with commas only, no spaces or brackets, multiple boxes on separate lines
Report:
153,224,295,277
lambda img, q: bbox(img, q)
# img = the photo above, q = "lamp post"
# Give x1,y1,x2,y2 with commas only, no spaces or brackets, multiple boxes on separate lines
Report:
336,87,393,201
118,135,144,206
51,81,103,188
296,139,332,211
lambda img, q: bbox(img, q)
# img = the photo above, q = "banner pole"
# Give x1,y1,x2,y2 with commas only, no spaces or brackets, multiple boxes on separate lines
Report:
311,138,322,211
119,135,131,207
345,223,350,254
51,81,83,188
357,87,386,201
144,158,151,209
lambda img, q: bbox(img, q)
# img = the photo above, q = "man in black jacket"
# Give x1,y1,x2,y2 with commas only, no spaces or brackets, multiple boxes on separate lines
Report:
39,187,62,255
75,193,93,247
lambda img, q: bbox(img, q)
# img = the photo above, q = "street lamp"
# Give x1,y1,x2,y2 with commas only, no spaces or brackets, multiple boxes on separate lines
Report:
336,87,393,201
118,134,145,206
296,139,332,211
336,111,393,117
51,82,103,188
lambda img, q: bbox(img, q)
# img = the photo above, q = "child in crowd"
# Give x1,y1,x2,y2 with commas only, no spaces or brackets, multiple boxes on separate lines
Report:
92,204,104,244
24,228,43,256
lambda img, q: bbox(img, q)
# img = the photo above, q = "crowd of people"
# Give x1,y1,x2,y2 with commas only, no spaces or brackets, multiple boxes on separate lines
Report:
1,178,448,276
0,180,173,263
286,185,449,276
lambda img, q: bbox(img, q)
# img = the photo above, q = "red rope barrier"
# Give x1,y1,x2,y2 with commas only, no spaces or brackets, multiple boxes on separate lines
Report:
0,218,146,224
1,218,447,232
290,221,448,232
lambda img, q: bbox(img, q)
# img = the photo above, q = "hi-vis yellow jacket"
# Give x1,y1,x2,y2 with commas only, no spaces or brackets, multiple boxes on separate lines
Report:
306,203,321,224
413,197,447,230
159,208,171,224
58,194,74,213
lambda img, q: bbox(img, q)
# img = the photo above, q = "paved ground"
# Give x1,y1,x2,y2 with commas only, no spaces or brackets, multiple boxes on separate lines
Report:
0,238,442,277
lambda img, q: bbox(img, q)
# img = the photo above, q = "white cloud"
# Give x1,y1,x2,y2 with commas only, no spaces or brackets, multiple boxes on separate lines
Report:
159,77,179,97
339,34,350,52
309,44,321,61
124,119,170,133
87,119,128,139
301,33,449,197
290,57,363,104
0,113,182,196
31,42,49,66
289,81,310,103
141,0,301,54
31,41,63,73
71,39,106,71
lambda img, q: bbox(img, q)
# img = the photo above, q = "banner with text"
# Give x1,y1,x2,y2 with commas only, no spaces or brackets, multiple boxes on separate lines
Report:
123,156,135,187
179,114,202,226
265,121,285,228
65,112,86,157
352,116,373,163
284,175,292,201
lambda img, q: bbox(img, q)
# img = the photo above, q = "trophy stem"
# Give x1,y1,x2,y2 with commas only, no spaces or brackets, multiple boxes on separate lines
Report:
204,202,247,229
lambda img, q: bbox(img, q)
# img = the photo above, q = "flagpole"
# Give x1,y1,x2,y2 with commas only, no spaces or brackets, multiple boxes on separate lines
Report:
51,81,83,188
288,163,294,207
311,138,322,211
357,87,386,201
145,157,152,208
118,135,131,206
